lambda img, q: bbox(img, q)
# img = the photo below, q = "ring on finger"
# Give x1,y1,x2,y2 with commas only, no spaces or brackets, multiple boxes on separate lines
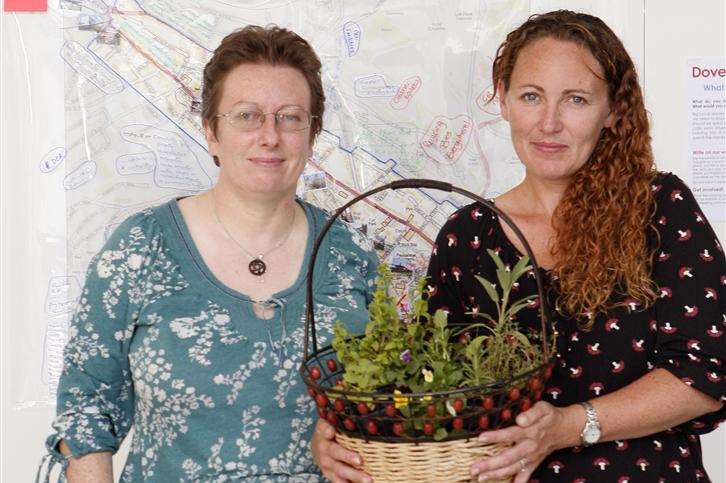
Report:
519,457,528,472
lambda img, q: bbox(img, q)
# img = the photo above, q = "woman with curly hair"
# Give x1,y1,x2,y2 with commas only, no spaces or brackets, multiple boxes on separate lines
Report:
422,10,725,483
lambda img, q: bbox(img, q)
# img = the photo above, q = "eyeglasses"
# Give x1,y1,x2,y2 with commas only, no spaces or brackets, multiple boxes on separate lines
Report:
215,105,317,132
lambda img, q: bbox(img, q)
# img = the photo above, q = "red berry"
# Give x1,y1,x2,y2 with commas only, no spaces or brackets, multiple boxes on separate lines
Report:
423,422,435,435
326,412,338,427
529,377,542,391
544,365,553,380
318,408,327,419
326,359,338,372
385,404,397,418
343,417,356,431
452,398,465,412
307,387,316,398
501,408,512,421
333,398,346,413
426,404,436,417
478,415,490,430
481,396,494,410
392,422,405,436
366,420,378,435
310,367,321,380
508,387,520,401
520,398,532,412
534,389,543,401
452,417,464,430
357,402,370,415
458,332,471,344
315,394,329,408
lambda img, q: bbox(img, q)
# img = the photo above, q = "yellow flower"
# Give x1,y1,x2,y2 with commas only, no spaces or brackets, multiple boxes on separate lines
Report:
422,368,434,383
393,390,409,409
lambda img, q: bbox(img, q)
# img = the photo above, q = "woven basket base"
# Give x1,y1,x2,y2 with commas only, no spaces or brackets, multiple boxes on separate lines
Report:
336,432,512,483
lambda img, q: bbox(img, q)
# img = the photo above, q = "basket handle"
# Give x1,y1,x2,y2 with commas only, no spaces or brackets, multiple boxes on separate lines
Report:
303,179,552,362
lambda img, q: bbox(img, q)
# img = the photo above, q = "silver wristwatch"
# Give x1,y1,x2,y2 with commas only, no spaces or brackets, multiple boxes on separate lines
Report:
579,401,602,446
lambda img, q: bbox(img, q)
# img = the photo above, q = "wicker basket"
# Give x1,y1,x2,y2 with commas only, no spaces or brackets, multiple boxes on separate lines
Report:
301,180,555,482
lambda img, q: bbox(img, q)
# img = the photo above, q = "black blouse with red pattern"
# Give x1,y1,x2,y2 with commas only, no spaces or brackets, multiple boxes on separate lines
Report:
426,173,725,482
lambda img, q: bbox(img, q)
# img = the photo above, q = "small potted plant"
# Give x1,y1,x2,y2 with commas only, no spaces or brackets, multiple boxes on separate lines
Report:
300,179,555,482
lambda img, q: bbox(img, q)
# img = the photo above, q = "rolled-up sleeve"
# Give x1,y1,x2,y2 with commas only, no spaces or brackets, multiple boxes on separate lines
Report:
652,174,725,433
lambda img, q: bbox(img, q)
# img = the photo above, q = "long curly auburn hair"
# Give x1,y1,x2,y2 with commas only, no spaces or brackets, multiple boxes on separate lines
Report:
490,10,658,327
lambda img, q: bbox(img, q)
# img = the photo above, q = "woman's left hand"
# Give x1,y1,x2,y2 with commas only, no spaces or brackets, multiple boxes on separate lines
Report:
470,401,575,482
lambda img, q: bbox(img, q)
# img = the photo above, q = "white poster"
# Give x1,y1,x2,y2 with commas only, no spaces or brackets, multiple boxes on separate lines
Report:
686,58,726,222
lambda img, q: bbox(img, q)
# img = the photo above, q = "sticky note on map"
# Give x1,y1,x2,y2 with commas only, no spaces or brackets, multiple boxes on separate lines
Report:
4,0,47,12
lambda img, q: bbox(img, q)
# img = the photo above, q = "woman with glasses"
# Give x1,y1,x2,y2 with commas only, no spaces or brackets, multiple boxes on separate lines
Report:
40,25,377,482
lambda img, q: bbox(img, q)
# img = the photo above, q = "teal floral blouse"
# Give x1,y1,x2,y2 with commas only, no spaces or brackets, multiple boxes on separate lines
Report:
39,199,377,482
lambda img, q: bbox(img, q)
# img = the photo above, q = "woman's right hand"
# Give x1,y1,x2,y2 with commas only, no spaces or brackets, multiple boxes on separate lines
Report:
311,419,372,483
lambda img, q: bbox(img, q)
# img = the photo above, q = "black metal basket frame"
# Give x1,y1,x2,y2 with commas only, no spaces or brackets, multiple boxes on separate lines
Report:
300,179,555,442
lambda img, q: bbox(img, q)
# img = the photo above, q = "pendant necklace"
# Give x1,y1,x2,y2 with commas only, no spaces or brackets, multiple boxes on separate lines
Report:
211,194,297,282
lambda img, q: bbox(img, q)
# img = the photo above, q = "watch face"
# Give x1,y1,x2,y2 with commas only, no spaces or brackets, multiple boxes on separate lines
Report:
583,424,601,444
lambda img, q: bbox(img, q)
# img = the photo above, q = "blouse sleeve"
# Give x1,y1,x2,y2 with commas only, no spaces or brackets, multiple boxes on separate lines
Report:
39,210,186,479
651,174,726,433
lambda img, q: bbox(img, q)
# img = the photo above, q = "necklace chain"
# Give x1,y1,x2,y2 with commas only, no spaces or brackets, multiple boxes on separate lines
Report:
211,193,297,278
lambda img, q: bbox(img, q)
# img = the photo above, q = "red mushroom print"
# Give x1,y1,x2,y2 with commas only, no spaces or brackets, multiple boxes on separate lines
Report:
446,233,457,247
615,440,628,451
594,457,610,470
677,229,692,241
469,236,481,249
660,323,677,334
439,269,447,280
710,356,722,366
696,469,706,480
611,360,625,374
694,211,705,223
569,366,583,378
706,372,722,383
659,286,673,299
684,305,699,317
631,339,645,352
605,318,621,332
636,458,650,471
623,298,640,312
652,183,662,193
706,325,723,338
700,249,713,261
527,297,540,309
570,331,580,342
687,339,702,351
670,189,684,201
678,266,693,278
451,265,462,282
681,377,695,386
704,287,718,300
658,215,667,225
573,478,586,483
548,461,564,474
649,319,658,332
586,343,601,355
447,212,459,220
618,476,631,483
546,387,562,400
722,275,726,286
470,207,483,220
678,446,690,458
668,460,681,473
653,439,663,451
426,284,437,297
657,251,671,262
589,382,605,396
687,353,702,363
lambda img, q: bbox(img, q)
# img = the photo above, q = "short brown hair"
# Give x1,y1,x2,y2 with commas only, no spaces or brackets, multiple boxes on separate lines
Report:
201,25,325,151
491,10,657,326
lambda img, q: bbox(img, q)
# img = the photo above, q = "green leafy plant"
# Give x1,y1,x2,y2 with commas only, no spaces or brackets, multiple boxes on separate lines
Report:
330,250,551,440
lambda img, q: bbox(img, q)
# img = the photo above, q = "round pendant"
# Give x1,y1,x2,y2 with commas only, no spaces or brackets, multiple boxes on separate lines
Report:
248,258,267,276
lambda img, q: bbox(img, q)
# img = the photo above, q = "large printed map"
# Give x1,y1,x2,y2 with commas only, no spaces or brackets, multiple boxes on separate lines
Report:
39,0,629,398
